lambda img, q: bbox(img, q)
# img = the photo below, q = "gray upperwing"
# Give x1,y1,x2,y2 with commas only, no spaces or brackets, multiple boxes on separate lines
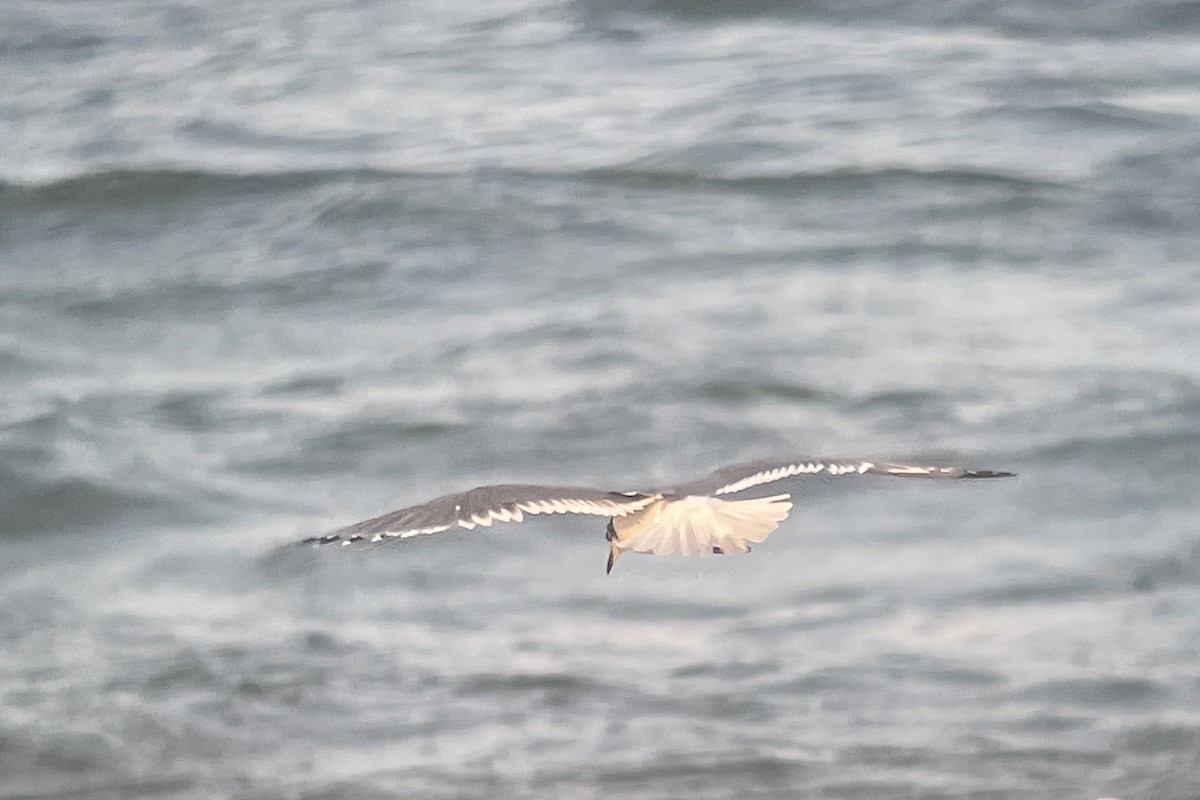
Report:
670,457,1015,497
305,484,657,547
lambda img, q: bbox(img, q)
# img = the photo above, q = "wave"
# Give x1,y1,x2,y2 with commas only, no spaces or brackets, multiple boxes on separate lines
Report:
0,344,44,377
0,25,108,57
458,671,604,696
0,167,408,209
582,164,1063,195
0,404,244,537
0,726,199,798
0,162,1063,211
62,259,391,319
1030,427,1200,470
693,377,962,417
0,467,183,537
1014,676,1168,708
575,0,1200,38
697,376,830,405
972,101,1187,134
232,417,464,477
589,752,804,785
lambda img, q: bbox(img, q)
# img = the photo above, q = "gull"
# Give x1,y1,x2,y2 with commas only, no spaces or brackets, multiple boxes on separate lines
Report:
303,457,1014,574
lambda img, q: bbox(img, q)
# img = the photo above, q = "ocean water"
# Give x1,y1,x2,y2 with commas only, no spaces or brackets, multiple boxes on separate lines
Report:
3,0,1200,797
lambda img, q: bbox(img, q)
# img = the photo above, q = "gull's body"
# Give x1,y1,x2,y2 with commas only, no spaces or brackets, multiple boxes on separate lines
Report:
304,457,1014,573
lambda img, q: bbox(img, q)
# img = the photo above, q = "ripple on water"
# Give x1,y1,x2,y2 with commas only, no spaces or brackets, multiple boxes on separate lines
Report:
1014,675,1170,708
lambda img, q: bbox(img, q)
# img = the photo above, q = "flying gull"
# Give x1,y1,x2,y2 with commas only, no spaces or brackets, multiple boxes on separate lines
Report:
303,457,1014,573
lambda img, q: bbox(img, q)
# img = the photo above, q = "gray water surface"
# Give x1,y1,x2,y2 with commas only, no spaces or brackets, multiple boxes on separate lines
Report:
3,1,1200,797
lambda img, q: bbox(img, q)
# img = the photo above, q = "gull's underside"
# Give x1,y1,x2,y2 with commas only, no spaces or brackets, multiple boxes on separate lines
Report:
303,457,1014,573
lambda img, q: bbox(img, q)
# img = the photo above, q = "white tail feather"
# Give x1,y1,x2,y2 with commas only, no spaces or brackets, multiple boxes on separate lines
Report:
610,494,793,558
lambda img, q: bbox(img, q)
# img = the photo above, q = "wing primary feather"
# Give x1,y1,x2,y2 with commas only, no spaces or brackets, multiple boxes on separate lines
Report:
306,484,659,548
690,457,1014,496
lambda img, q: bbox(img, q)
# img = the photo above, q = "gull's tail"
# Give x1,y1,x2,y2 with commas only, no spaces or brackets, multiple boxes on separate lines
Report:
605,494,794,574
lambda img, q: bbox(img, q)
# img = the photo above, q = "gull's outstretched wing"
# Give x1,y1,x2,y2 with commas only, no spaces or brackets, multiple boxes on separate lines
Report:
669,457,1015,498
304,484,658,547
601,456,1015,571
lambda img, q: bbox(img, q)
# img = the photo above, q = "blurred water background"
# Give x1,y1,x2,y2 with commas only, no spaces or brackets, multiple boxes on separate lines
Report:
3,0,1200,797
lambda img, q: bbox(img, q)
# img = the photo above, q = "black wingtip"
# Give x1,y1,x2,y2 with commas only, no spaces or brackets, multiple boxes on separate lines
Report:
963,470,1017,479
300,532,370,547
606,550,615,575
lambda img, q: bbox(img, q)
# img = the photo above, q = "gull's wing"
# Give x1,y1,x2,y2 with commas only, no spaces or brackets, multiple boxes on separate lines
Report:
304,484,658,547
669,457,1015,497
604,457,1014,571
